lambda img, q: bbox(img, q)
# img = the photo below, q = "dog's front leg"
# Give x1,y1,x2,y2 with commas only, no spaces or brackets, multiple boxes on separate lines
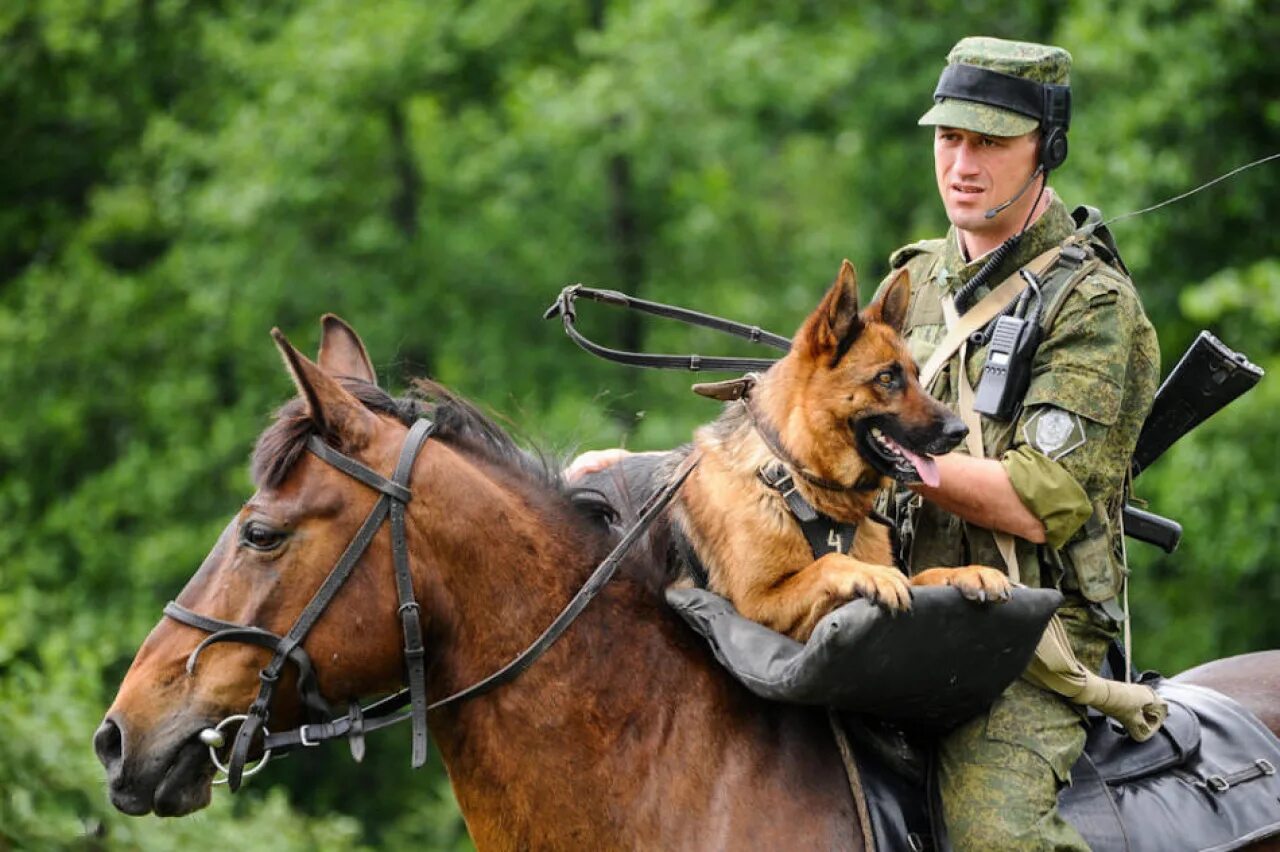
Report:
742,553,912,642
910,566,1012,603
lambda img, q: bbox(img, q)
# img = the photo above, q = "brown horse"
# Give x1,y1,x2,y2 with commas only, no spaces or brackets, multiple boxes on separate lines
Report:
96,317,1280,850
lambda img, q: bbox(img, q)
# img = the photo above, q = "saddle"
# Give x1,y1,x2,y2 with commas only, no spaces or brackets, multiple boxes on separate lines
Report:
577,455,1280,852
666,589,1280,852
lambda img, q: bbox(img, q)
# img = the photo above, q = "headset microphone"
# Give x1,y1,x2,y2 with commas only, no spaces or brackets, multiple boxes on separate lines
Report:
984,163,1046,220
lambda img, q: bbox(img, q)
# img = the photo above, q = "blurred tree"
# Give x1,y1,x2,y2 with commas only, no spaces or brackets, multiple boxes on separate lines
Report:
1,0,1275,847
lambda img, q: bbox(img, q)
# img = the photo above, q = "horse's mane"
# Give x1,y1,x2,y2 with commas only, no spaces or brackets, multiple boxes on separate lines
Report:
251,378,613,526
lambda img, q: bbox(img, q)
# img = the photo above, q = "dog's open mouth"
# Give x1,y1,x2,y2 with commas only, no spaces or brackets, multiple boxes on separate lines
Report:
854,419,941,487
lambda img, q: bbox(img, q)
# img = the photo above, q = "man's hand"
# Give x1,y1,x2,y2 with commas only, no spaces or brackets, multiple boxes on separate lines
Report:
564,448,632,482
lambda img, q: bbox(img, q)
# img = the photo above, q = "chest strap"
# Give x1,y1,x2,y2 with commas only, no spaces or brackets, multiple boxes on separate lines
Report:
679,462,899,591
757,462,861,558
919,246,1063,390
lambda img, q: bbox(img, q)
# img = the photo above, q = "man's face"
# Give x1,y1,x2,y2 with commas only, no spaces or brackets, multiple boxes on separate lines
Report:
933,126,1040,235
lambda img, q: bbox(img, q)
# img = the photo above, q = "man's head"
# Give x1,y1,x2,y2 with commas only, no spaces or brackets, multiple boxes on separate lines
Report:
919,37,1072,243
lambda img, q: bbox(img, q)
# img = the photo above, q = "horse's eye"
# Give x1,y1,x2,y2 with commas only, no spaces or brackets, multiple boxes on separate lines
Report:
875,370,896,387
241,521,288,552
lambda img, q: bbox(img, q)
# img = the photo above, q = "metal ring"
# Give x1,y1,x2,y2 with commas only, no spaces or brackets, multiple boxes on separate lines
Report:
205,714,273,786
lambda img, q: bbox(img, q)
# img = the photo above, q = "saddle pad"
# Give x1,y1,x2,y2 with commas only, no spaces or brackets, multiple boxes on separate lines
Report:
665,585,1061,729
1062,679,1280,852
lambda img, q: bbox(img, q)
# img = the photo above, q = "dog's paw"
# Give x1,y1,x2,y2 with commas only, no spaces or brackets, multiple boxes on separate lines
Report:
947,565,1012,603
831,563,913,613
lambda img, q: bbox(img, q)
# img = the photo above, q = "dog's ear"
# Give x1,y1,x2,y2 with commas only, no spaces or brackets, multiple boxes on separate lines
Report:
800,259,863,366
864,267,911,333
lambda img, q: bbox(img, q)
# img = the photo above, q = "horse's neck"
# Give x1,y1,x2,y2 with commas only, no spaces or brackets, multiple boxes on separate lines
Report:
410,465,859,849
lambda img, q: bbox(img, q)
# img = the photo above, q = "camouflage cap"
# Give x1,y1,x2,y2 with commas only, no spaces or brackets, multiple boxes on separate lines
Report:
919,37,1072,136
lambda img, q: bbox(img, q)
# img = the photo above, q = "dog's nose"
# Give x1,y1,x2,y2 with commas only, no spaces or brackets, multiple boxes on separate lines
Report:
941,416,969,443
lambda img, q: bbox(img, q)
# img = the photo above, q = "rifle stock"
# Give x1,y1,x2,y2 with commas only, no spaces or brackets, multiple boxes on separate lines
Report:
1123,331,1263,550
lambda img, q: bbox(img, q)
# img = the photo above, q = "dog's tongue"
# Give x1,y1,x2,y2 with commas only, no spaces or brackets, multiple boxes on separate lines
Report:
885,435,941,488
902,446,941,488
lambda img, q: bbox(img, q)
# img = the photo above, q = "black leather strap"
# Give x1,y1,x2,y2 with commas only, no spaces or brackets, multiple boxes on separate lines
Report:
543,284,788,373
422,453,701,711
744,400,873,494
758,462,860,559
388,418,434,767
172,418,699,781
168,418,435,790
306,436,413,503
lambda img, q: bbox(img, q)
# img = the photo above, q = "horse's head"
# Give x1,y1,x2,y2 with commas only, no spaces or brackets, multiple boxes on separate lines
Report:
94,316,433,816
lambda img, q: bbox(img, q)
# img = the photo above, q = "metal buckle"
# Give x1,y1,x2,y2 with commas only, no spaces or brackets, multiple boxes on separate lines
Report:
1205,774,1230,793
1257,758,1276,776
298,724,321,747
201,714,273,786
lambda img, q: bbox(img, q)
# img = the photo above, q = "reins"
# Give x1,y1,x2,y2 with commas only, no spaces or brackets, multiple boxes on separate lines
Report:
543,284,790,372
166,420,698,789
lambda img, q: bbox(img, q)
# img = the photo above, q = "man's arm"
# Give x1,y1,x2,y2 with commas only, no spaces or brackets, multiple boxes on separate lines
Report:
910,453,1047,543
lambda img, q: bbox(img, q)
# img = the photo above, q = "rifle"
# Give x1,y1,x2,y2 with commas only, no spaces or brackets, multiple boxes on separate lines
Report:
1122,331,1264,551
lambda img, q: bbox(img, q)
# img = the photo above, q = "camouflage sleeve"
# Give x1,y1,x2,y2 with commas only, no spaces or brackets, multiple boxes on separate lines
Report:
1006,269,1157,520
1001,445,1090,548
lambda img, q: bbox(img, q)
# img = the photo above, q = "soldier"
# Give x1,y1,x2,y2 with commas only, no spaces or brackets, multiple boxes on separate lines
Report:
879,36,1159,850
568,35,1159,851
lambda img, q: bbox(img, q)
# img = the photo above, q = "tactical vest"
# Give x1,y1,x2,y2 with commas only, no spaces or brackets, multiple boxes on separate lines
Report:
891,207,1136,615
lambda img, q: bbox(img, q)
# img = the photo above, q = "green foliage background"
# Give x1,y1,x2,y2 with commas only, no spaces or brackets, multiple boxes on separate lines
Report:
2,0,1277,848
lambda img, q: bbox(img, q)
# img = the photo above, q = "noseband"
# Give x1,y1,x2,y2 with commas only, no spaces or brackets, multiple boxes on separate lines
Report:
163,417,698,791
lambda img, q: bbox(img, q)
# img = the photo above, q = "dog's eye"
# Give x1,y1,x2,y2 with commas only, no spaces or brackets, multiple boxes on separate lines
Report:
875,370,897,388
240,521,288,552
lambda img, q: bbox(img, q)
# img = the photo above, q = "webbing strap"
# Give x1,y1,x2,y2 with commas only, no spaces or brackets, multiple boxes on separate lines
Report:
952,330,1022,584
919,247,1062,390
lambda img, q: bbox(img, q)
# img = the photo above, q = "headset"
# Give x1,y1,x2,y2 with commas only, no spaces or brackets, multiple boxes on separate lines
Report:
933,64,1072,172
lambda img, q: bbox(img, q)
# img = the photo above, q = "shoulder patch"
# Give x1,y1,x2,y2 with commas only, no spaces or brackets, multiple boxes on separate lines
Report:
1022,406,1087,461
890,239,945,270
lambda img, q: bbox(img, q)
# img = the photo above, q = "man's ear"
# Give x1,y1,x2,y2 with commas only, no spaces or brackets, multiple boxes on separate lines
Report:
273,327,378,448
317,314,378,384
798,259,863,365
865,267,911,333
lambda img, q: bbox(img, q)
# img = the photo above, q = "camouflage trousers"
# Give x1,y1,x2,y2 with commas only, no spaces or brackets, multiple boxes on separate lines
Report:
938,605,1117,852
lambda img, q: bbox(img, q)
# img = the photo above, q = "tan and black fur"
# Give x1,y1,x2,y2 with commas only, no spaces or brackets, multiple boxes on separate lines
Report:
673,260,1011,641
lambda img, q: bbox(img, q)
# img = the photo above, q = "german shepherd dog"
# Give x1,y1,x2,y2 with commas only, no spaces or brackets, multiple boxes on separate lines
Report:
671,260,1011,641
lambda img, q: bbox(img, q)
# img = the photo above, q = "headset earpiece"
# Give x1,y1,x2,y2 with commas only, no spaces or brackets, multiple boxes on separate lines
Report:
1038,84,1072,172
1040,127,1069,171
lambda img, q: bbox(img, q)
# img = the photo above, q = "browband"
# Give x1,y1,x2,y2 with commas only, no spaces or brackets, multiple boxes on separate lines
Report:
934,64,1070,128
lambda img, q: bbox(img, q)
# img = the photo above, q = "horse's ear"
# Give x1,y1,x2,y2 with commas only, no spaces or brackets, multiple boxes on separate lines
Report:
318,314,377,385
864,267,911,333
272,327,378,446
798,259,863,365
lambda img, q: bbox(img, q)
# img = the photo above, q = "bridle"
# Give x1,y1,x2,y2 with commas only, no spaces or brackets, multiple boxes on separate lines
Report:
165,418,435,790
164,416,696,791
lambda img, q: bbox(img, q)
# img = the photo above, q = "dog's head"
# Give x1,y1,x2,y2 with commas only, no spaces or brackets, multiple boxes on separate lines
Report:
761,260,966,488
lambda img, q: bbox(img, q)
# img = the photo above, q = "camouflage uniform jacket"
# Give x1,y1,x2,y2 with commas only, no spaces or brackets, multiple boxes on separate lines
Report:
879,194,1159,606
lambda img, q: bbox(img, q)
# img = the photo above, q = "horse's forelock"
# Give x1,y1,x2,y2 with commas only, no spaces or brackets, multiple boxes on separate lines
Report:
251,381,417,490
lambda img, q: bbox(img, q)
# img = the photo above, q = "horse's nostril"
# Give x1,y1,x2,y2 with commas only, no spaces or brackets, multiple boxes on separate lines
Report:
94,717,123,770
